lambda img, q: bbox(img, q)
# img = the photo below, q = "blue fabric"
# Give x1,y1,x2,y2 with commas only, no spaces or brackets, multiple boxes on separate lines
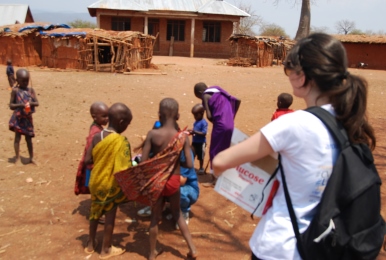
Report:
192,119,208,143
39,31,87,37
180,149,199,212
6,65,14,76
18,24,71,33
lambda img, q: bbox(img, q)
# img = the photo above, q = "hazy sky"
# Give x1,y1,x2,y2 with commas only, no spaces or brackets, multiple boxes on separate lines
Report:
1,0,384,38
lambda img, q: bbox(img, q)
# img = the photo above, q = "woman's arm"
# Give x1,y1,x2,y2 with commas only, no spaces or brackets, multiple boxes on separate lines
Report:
213,131,274,177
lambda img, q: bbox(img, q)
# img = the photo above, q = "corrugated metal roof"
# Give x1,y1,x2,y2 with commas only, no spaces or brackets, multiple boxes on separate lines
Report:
198,1,249,16
0,4,33,26
88,0,249,17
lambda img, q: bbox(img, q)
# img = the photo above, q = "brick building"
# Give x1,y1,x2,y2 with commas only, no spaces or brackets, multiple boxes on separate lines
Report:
88,0,249,58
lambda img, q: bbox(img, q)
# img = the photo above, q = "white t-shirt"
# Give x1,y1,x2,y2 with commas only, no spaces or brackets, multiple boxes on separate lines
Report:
250,104,339,260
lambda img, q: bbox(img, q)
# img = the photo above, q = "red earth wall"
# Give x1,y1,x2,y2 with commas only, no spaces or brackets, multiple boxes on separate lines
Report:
0,35,42,67
343,43,386,70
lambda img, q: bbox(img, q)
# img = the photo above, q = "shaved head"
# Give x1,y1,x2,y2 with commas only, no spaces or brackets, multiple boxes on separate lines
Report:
108,103,132,133
192,103,204,114
159,98,179,119
194,82,208,99
90,101,108,115
16,68,29,80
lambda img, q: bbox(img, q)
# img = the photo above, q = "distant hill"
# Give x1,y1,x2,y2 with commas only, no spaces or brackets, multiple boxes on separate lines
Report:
33,11,96,25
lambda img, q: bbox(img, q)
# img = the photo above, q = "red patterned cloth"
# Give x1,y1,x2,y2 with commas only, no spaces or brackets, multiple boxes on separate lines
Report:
74,123,103,195
115,130,187,207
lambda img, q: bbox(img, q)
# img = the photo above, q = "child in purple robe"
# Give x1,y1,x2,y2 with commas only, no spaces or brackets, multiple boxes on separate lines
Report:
194,82,240,187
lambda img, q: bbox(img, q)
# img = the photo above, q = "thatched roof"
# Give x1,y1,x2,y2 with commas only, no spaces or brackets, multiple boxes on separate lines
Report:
333,34,386,44
228,34,295,47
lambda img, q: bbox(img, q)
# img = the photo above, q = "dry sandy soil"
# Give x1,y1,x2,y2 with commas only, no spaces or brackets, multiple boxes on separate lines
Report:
0,56,386,260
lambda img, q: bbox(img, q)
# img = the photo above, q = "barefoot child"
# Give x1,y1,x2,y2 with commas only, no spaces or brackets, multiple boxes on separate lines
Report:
74,101,109,195
189,103,208,174
115,98,197,260
271,93,294,121
9,68,39,164
84,103,133,259
6,59,16,89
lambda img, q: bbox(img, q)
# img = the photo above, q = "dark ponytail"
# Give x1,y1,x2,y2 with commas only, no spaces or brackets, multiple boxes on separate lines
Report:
285,33,376,149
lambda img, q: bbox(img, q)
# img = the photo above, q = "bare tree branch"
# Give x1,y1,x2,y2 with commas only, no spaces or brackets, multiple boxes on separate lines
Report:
335,20,356,35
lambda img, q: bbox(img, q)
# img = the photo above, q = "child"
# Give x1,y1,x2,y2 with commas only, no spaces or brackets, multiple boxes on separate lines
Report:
74,101,109,195
194,83,240,186
189,104,208,174
9,68,39,165
117,98,197,260
179,148,200,227
84,103,133,259
6,59,16,89
271,93,294,121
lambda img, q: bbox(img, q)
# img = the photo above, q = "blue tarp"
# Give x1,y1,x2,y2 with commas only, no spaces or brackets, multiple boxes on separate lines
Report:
18,24,71,33
39,31,87,37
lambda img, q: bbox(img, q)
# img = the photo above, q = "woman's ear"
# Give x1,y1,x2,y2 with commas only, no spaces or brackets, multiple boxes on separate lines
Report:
176,114,180,120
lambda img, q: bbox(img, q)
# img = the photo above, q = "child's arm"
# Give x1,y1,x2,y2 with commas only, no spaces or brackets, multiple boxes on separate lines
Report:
183,138,193,169
29,87,39,107
192,120,208,136
141,131,153,161
202,93,213,122
9,89,24,110
180,175,187,186
84,135,99,166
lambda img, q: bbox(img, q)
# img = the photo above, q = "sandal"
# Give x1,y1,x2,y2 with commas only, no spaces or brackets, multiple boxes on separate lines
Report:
84,239,98,254
99,245,126,259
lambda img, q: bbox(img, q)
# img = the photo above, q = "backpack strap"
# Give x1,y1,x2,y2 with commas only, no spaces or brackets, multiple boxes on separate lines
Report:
305,106,350,149
279,154,308,260
250,163,280,219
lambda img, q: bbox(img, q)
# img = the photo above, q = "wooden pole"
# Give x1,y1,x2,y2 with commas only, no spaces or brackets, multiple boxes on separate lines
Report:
190,18,195,58
110,41,115,72
93,35,98,71
169,36,174,56
144,16,148,34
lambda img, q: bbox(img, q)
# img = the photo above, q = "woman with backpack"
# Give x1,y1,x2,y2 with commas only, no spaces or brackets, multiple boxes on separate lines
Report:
212,33,377,260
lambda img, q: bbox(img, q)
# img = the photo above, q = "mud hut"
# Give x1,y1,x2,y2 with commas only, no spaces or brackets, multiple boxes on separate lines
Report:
0,23,47,66
40,28,155,72
227,35,294,67
0,23,155,72
333,34,386,70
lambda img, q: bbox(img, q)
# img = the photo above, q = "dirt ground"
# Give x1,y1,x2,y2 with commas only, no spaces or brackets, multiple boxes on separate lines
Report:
0,56,386,260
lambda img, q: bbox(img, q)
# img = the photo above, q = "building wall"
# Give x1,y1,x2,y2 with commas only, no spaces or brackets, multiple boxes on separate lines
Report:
343,43,386,70
99,14,233,59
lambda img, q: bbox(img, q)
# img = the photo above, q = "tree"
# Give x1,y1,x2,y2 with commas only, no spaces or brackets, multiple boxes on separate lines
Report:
310,25,329,34
273,0,311,40
68,19,96,29
259,23,288,37
233,1,264,35
349,29,365,35
335,20,355,35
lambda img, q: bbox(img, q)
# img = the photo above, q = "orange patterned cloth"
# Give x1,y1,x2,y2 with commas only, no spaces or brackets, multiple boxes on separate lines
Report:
115,130,187,207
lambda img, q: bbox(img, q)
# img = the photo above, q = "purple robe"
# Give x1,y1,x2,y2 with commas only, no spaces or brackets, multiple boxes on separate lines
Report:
203,86,238,167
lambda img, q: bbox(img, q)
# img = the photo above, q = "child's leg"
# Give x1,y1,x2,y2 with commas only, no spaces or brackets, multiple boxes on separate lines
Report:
25,136,35,163
169,190,197,257
149,197,164,260
86,219,98,253
198,159,204,170
13,133,21,162
100,206,125,258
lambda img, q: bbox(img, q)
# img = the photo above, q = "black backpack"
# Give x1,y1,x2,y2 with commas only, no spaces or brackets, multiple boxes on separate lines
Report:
279,106,385,260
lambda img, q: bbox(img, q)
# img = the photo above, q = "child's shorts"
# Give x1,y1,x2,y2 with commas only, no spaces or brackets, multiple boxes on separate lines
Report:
192,142,206,160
